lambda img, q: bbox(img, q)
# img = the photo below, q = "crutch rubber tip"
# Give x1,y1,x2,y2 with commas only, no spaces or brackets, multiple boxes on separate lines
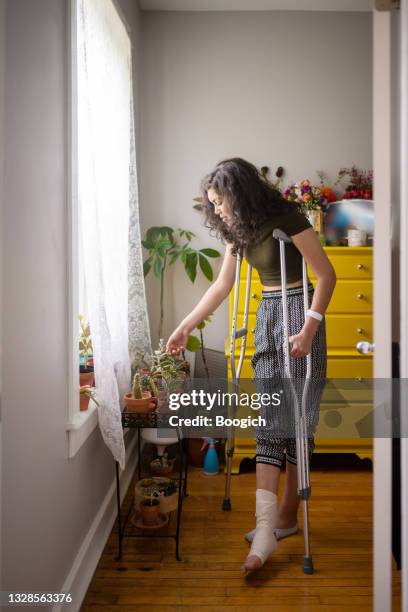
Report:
302,557,314,574
222,498,232,511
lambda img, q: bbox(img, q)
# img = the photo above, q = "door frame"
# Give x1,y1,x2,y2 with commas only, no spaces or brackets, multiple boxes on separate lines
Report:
400,0,408,610
373,7,393,612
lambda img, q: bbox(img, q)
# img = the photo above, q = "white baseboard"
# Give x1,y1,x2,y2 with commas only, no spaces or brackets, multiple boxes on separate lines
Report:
53,431,144,612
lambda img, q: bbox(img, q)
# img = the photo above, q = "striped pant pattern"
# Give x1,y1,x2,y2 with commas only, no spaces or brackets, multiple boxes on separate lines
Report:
250,284,327,469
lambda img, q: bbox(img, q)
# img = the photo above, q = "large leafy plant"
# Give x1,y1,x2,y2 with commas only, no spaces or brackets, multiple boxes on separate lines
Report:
142,226,221,339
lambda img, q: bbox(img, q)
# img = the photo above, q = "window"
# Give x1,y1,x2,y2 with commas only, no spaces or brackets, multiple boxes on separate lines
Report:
67,0,134,465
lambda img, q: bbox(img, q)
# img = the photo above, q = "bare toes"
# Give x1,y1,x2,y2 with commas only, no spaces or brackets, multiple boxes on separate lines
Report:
240,555,263,576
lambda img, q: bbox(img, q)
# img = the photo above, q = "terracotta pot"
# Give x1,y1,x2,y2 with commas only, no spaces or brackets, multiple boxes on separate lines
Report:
140,499,160,525
79,392,90,411
135,477,179,514
123,392,156,413
80,370,94,387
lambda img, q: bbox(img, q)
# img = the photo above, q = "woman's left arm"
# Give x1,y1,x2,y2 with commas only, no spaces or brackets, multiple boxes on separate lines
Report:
289,227,336,357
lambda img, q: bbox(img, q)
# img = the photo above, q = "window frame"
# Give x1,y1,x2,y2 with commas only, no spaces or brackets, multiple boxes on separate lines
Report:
66,0,133,457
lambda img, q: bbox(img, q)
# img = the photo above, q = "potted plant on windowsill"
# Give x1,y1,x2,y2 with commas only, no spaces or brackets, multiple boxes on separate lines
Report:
124,372,156,413
79,314,94,387
79,385,100,412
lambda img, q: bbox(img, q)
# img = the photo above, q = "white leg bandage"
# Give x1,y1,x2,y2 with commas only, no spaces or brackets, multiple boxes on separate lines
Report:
245,522,298,543
247,489,278,564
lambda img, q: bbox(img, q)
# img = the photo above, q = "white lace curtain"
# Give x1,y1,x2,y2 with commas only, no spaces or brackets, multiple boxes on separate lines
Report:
77,0,152,469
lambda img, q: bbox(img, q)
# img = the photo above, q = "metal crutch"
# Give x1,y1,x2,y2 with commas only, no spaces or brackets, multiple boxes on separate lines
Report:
222,247,253,511
273,228,314,574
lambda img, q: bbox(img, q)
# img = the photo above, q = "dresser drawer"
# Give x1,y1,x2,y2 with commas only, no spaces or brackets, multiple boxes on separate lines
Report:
232,280,373,315
326,281,372,313
322,380,372,404
233,314,373,351
227,355,372,379
240,248,372,280
308,250,372,280
325,314,372,348
226,359,372,405
327,356,372,379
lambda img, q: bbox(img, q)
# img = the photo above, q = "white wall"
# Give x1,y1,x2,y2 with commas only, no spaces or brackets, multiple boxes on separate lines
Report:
2,0,142,604
139,10,373,353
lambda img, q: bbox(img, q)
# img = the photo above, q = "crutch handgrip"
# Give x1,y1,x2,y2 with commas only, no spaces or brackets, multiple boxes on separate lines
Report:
273,228,292,243
235,327,247,339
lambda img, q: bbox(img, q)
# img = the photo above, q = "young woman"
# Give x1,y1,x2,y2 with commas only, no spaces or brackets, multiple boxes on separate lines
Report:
166,158,336,576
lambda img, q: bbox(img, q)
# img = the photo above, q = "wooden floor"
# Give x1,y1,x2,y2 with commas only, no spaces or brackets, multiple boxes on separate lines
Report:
81,449,401,611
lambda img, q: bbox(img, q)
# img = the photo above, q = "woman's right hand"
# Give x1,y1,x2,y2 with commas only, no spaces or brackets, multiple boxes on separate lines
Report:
166,327,189,356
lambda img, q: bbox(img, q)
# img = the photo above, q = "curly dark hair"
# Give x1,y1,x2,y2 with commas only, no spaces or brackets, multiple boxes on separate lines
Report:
200,157,295,256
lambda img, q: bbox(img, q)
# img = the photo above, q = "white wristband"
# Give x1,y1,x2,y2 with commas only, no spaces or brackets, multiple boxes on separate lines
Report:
306,309,323,322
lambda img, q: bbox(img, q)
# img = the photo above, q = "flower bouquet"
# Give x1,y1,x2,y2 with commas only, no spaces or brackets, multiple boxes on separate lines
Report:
284,178,333,211
284,179,332,234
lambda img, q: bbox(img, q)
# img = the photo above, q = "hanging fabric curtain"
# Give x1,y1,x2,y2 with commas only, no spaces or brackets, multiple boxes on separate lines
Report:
77,0,152,469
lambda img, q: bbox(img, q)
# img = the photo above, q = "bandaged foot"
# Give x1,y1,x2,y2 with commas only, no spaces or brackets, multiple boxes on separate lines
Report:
240,489,278,576
244,522,298,543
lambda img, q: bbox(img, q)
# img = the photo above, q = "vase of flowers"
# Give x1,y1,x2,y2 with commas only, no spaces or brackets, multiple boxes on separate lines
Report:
284,179,330,233
307,209,324,233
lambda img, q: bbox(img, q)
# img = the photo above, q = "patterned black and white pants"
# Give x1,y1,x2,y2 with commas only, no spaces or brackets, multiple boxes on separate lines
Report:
251,283,327,470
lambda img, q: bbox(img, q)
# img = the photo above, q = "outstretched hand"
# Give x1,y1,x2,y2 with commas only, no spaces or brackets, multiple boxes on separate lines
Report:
166,327,189,356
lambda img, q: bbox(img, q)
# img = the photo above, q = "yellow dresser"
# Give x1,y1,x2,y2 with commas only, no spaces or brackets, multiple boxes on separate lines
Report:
225,246,373,473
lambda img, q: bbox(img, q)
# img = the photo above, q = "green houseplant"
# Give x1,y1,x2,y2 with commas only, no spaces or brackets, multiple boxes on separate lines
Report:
142,226,221,339
79,314,94,387
79,385,99,411
124,372,156,413
149,338,188,396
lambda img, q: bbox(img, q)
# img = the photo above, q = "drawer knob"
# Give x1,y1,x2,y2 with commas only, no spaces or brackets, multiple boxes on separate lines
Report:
251,293,259,299
251,328,255,333
357,328,364,334
355,376,363,382
357,263,365,270
357,293,364,300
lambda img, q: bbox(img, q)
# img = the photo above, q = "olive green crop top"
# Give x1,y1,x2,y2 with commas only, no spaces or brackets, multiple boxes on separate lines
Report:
244,207,312,286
